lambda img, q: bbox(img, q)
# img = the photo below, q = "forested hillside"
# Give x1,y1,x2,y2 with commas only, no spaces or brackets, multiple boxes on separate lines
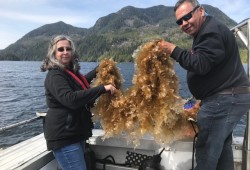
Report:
0,5,237,62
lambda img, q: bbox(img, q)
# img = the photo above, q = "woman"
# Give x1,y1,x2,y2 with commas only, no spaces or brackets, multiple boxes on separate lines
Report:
40,35,116,170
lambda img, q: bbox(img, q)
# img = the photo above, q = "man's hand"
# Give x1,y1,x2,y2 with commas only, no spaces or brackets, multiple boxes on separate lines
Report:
158,41,176,55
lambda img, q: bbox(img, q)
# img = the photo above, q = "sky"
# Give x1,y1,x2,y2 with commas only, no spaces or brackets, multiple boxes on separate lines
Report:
0,0,249,49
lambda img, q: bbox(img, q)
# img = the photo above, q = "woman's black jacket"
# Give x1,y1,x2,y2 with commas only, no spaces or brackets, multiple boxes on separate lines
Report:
43,67,105,150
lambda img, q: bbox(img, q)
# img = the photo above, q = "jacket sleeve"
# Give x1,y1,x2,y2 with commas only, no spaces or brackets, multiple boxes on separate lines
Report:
171,30,226,75
85,66,98,83
45,70,106,110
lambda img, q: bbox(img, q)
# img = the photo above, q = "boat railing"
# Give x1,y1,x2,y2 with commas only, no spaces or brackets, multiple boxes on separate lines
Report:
231,18,250,170
0,112,46,133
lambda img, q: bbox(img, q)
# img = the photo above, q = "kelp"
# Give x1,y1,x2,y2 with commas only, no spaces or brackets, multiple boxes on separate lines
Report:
91,40,199,146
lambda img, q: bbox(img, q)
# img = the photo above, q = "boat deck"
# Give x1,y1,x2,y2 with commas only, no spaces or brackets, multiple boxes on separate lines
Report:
0,133,54,170
0,129,244,170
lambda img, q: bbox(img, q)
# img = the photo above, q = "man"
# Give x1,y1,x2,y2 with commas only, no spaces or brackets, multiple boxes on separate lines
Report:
158,0,250,169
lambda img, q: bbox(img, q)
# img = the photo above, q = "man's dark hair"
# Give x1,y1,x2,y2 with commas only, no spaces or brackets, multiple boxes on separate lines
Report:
174,0,200,12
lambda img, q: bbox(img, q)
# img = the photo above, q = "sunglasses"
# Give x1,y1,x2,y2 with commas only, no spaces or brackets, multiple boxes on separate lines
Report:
57,47,72,52
176,6,200,25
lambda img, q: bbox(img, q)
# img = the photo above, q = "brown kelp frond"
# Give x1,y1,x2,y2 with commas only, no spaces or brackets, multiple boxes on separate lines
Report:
91,40,199,147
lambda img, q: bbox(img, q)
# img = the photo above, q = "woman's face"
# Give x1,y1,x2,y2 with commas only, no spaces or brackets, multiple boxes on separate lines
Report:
55,40,73,66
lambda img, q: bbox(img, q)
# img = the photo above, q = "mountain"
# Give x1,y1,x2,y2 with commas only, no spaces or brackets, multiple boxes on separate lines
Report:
0,5,237,61
92,5,176,31
0,21,88,60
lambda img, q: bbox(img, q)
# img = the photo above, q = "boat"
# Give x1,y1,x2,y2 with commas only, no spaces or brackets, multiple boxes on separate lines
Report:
0,19,249,170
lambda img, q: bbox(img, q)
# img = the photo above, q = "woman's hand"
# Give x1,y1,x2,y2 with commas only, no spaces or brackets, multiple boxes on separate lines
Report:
104,84,117,95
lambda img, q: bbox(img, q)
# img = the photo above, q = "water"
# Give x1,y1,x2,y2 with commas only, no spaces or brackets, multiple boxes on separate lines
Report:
0,61,246,149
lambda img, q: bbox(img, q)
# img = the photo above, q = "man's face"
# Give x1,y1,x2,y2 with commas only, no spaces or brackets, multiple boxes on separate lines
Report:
175,2,205,36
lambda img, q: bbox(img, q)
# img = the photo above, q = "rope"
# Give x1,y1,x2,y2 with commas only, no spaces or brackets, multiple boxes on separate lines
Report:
188,118,198,170
0,116,41,133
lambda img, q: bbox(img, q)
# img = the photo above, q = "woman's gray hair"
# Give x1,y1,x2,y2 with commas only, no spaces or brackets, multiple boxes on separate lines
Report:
174,0,200,12
40,35,80,73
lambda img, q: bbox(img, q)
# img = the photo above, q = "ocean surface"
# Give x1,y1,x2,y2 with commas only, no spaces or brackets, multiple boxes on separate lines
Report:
0,61,246,149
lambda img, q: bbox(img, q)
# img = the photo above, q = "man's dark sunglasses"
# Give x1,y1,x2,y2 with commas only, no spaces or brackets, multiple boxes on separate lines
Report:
176,6,200,25
57,47,72,52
